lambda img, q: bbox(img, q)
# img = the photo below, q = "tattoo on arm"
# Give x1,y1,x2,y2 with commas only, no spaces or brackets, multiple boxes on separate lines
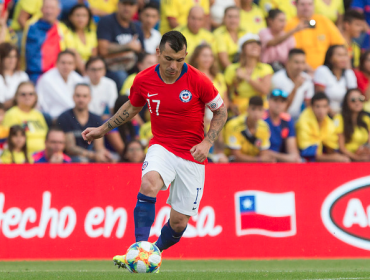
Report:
205,104,228,145
106,109,131,130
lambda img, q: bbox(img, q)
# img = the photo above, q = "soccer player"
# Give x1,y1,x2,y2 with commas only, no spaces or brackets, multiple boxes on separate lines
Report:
81,31,227,268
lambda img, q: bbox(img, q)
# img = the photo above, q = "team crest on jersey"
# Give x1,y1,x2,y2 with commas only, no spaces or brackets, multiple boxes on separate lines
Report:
179,90,192,103
142,161,148,171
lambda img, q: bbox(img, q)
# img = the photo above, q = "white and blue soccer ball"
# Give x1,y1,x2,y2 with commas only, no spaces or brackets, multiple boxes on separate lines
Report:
125,241,162,273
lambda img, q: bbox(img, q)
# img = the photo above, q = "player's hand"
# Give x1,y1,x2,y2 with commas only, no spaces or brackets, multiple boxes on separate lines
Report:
190,140,212,163
82,126,105,145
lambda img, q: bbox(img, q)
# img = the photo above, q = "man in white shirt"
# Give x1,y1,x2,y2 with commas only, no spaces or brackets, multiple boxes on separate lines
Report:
84,57,118,118
271,48,314,121
140,3,161,54
36,50,83,119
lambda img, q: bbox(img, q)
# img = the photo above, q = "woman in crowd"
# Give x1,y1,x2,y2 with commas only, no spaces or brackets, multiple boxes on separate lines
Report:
225,33,273,115
259,9,301,71
214,6,247,70
314,45,357,116
0,125,33,164
0,43,29,109
2,82,48,155
64,4,97,74
354,51,370,110
122,140,145,163
334,89,370,161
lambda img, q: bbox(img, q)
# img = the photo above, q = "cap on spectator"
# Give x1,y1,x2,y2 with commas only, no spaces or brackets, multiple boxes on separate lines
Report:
269,89,289,100
238,33,261,52
119,0,138,4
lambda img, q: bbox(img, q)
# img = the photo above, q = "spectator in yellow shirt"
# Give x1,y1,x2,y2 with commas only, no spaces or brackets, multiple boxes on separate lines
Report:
88,0,118,17
296,92,350,162
259,0,297,21
64,4,98,74
214,6,247,69
240,0,266,35
160,0,209,35
335,89,370,161
2,82,48,155
0,125,33,164
225,33,273,116
175,6,216,62
341,10,365,69
224,96,275,162
285,0,345,70
314,0,344,25
0,2,15,45
10,0,42,32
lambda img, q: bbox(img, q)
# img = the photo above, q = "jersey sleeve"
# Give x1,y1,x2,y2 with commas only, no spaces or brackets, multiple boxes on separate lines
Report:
313,66,329,87
288,119,296,138
57,114,72,133
198,73,224,111
128,76,146,107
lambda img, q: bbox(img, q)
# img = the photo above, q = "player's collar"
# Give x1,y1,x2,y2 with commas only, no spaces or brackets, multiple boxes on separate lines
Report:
155,63,188,83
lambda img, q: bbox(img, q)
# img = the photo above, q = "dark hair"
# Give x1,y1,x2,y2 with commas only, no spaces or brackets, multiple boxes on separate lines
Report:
267,9,284,20
45,126,65,141
85,56,107,71
189,44,219,78
311,92,330,106
114,95,136,146
64,4,93,32
7,125,29,163
0,43,20,82
0,103,4,111
224,6,239,16
343,9,365,23
323,45,346,71
137,52,151,64
295,0,314,4
341,88,368,143
57,50,76,61
359,50,370,73
74,82,91,92
122,139,144,162
141,2,159,14
159,31,187,52
288,48,306,59
249,96,264,107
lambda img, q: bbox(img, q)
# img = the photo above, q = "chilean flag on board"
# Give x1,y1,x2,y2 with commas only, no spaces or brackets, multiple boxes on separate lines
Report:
235,191,296,237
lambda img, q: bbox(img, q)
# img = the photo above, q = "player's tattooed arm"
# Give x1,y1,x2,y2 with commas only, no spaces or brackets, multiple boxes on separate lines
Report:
104,101,143,133
205,104,228,145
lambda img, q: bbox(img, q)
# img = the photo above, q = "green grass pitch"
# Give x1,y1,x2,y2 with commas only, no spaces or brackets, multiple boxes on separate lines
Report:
1,259,370,279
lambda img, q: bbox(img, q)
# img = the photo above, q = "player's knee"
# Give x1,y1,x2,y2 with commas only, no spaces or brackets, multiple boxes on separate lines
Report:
170,218,188,233
140,178,158,197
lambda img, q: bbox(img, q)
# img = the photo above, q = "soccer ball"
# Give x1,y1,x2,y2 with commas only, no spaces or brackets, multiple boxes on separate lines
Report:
125,241,162,273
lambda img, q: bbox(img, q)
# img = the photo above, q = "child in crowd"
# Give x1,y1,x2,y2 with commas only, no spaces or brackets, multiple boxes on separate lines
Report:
0,125,33,164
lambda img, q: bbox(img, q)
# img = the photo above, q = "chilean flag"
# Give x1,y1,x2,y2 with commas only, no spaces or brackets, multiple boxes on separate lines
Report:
235,191,296,237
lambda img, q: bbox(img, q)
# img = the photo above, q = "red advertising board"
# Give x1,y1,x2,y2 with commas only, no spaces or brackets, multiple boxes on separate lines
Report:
1,163,370,259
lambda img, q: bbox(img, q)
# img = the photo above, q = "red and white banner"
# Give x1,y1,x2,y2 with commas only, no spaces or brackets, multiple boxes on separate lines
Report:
1,163,370,259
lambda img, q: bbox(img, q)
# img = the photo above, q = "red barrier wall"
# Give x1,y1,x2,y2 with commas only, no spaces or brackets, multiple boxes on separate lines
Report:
1,163,370,259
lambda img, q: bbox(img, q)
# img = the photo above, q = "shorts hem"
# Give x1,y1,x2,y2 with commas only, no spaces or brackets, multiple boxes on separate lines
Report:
169,204,199,217
142,167,171,190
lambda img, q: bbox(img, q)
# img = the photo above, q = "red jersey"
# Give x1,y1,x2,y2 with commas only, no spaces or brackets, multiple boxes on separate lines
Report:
129,63,223,164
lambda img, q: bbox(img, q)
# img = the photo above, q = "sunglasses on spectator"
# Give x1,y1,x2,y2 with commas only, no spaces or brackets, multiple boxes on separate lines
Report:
19,92,36,97
270,89,289,99
350,96,365,103
88,67,105,72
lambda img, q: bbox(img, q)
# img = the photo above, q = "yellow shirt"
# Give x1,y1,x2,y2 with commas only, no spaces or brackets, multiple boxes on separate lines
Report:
120,73,137,95
64,29,98,62
285,14,345,70
88,0,119,14
175,26,216,62
240,4,266,35
259,0,297,21
296,107,338,156
160,0,209,35
3,107,48,155
314,0,344,23
334,114,370,153
214,26,247,66
348,41,361,69
224,62,273,113
139,122,153,148
0,150,33,164
10,0,43,31
213,73,227,99
224,115,270,156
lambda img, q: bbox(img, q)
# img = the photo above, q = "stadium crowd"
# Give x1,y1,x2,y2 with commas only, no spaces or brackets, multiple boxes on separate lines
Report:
1,0,370,164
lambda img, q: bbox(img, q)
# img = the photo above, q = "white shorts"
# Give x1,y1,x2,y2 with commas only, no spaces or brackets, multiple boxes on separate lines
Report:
141,144,205,216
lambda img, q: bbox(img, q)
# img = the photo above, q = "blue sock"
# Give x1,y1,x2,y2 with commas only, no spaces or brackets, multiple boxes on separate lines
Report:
155,220,186,251
134,193,156,242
